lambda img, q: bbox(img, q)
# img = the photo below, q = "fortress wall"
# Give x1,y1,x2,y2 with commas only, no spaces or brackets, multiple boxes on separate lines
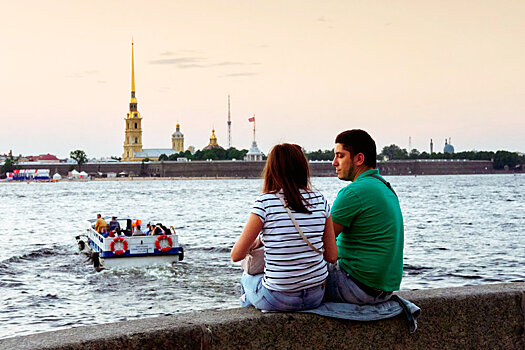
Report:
1,282,523,349
15,160,518,179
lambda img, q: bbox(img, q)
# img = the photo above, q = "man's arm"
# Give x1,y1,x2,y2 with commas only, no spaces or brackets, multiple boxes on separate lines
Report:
333,221,344,237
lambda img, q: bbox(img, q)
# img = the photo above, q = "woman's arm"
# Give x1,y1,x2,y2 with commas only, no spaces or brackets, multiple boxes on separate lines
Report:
231,213,264,262
322,215,338,263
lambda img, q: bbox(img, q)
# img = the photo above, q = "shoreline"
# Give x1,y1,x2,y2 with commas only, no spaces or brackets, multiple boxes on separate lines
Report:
2,172,524,183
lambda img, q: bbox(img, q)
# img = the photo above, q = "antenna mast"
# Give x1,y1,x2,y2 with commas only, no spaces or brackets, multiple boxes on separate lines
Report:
227,95,232,148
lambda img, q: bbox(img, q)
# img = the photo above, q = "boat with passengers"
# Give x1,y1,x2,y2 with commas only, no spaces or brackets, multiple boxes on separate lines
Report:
76,217,184,269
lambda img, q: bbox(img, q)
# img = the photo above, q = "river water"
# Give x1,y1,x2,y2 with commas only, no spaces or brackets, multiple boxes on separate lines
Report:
1,174,524,339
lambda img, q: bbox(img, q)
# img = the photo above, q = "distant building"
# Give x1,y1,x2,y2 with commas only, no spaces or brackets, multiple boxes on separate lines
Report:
18,154,60,163
444,138,455,154
245,141,263,161
244,115,263,161
203,128,223,150
121,42,185,162
172,123,184,152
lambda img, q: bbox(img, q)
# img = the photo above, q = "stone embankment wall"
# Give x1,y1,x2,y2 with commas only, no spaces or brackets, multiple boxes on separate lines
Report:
1,282,523,349
17,160,519,178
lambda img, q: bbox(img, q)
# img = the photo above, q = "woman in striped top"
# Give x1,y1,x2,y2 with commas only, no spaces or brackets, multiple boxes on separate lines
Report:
231,143,337,311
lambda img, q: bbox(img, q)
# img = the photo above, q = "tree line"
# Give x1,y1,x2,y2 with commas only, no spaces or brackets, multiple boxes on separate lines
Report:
304,145,524,169
2,144,523,176
157,147,249,161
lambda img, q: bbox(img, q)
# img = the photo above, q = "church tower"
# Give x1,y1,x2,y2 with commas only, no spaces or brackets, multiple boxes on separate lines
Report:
122,41,143,161
172,123,184,152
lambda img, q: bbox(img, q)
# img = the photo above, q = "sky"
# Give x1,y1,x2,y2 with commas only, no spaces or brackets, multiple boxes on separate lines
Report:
2,0,524,158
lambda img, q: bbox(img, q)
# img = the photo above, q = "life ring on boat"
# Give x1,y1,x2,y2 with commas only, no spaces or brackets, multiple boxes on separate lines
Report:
155,235,173,253
110,237,128,255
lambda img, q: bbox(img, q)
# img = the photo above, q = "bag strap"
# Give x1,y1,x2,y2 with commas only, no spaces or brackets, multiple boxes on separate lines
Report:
366,174,397,197
277,194,323,255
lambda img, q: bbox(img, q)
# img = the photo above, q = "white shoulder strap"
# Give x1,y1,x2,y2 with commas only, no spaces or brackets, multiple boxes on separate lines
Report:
277,193,323,255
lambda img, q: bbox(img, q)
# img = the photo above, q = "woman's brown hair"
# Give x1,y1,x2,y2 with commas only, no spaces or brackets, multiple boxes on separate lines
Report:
262,143,312,213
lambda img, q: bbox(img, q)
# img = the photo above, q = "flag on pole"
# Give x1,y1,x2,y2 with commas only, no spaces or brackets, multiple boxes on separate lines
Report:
248,116,255,122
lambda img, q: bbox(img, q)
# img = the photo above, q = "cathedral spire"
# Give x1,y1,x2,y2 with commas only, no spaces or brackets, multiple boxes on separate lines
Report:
131,40,135,96
129,40,138,112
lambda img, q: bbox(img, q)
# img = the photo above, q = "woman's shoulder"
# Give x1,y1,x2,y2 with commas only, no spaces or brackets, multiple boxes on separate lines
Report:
254,192,280,206
301,189,326,199
257,192,279,200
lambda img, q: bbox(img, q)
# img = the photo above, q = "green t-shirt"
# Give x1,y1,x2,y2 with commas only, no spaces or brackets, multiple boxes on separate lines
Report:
331,169,404,291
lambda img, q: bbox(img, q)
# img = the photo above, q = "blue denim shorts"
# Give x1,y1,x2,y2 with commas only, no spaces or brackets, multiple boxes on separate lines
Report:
240,273,324,312
324,262,392,305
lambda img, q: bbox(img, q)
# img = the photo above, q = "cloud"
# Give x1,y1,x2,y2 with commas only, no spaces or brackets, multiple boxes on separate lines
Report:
223,72,258,77
149,54,261,69
149,57,203,65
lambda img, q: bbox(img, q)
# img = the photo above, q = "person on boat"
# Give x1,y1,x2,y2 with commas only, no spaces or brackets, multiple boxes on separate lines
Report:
152,224,166,235
109,217,121,233
231,143,337,312
144,223,152,235
94,214,108,233
132,225,145,236
324,129,404,305
99,226,109,238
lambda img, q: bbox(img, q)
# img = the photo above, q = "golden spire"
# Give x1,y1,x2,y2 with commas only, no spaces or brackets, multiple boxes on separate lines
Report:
131,40,135,94
129,40,138,113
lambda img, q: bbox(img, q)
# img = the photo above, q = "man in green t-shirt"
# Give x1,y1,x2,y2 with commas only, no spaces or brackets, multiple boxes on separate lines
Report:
324,129,404,305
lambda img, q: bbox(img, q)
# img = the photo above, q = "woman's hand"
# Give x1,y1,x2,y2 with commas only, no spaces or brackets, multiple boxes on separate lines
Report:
231,213,264,262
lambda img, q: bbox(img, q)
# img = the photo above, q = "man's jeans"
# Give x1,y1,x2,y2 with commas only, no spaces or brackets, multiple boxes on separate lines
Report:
240,273,324,311
324,261,392,305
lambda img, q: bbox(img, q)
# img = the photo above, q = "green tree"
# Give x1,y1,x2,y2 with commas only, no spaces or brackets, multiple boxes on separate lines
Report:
493,151,521,169
408,149,421,159
306,149,333,161
1,155,19,175
380,145,408,160
226,147,248,160
70,150,87,171
158,154,168,161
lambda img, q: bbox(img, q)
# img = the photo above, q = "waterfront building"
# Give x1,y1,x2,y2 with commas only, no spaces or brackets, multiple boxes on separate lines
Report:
203,128,223,150
244,115,263,161
121,42,185,162
245,141,263,161
444,138,455,154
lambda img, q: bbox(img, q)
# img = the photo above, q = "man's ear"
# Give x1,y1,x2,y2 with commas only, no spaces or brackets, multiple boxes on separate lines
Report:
354,153,365,166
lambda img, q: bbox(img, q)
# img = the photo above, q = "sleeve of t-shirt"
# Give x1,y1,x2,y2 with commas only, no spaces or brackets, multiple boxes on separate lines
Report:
250,195,266,223
330,187,362,227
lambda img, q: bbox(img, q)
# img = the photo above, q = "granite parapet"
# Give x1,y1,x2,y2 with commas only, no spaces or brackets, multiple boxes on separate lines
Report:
1,282,523,349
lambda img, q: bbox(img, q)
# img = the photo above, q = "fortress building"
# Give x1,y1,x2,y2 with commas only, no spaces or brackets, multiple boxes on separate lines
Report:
122,42,184,162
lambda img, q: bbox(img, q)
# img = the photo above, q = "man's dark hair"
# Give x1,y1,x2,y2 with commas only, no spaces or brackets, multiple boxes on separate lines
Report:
335,129,377,168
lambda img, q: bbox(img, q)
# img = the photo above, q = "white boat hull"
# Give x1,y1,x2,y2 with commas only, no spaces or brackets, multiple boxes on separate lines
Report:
77,219,184,269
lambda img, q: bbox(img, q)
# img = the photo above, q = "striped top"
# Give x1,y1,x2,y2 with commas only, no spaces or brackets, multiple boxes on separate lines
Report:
251,190,330,292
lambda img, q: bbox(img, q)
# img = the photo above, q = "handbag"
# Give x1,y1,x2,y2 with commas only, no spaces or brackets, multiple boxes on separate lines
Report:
240,244,265,275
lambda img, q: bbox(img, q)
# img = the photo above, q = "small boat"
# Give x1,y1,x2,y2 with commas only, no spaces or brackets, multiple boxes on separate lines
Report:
76,218,184,270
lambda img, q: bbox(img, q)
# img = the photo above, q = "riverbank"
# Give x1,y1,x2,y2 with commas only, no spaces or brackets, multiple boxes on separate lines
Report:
1,282,523,349
12,159,522,179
